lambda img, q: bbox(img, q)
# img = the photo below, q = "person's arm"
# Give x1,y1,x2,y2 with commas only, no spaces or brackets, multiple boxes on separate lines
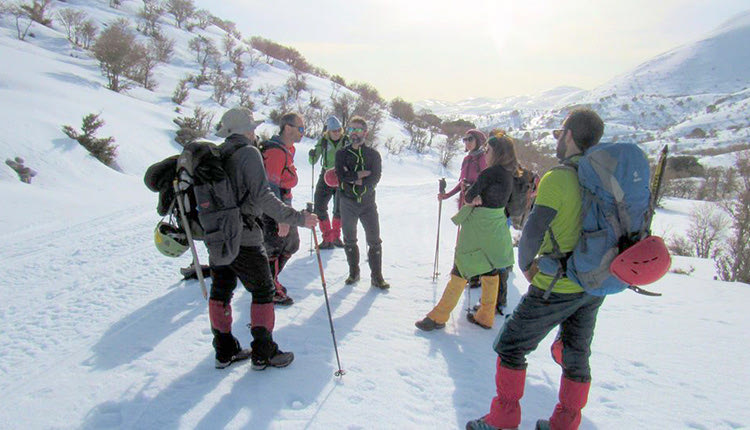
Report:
335,149,359,183
517,205,557,272
243,148,305,227
309,139,322,165
361,149,381,188
464,170,488,205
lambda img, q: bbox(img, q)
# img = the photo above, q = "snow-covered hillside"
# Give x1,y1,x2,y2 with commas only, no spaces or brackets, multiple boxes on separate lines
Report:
417,10,750,166
1,2,749,430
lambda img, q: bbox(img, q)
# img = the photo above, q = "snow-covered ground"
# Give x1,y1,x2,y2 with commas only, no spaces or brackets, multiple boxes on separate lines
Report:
1,2,749,429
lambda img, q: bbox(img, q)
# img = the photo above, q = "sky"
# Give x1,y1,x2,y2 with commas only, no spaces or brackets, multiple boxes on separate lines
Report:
195,0,750,102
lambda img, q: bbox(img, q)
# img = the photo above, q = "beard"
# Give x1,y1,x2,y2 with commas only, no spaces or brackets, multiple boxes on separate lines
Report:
350,135,364,145
555,138,566,161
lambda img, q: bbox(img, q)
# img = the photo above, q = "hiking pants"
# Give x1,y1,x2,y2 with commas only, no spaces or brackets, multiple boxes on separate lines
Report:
313,171,340,221
493,285,605,382
210,245,276,304
340,194,382,250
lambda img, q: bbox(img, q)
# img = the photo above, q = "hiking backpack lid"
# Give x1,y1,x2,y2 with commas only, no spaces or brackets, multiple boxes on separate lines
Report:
174,141,248,266
564,141,658,295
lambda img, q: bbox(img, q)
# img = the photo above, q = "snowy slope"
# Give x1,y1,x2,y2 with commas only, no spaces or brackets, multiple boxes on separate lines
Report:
1,2,749,430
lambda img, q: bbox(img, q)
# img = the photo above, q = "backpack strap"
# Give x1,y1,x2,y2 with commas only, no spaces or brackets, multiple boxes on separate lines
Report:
221,144,254,230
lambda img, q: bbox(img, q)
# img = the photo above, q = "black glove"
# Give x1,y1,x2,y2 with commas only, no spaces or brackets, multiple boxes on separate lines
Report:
308,148,316,158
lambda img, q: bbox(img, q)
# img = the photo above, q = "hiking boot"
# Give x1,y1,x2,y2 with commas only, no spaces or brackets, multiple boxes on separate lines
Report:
273,290,294,306
467,311,492,329
332,238,345,248
215,348,252,369
415,317,445,331
466,416,517,429
468,276,481,289
371,276,390,290
345,272,360,285
318,241,335,250
535,420,550,430
251,349,294,370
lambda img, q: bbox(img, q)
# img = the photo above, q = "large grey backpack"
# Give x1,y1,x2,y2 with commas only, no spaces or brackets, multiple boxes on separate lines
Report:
175,142,249,266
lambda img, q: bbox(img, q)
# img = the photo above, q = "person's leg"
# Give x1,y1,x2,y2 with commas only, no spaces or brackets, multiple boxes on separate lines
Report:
359,198,386,287
314,173,333,245
340,197,361,283
232,246,294,370
546,295,605,429
208,262,247,368
331,189,343,246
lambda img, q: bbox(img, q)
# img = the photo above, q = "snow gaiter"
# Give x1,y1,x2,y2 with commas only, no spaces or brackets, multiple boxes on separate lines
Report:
209,299,232,334
319,218,332,242
344,245,360,278
485,358,526,429
548,377,590,430
367,245,383,281
250,302,275,332
331,217,342,242
250,326,278,361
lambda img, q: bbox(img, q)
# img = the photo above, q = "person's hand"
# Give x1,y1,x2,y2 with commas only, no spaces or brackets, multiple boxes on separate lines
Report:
302,211,318,229
308,148,316,158
523,261,539,283
437,193,447,200
357,170,371,179
277,223,290,237
468,195,482,206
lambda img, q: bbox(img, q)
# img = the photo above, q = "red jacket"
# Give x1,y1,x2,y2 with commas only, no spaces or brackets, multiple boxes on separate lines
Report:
261,136,298,201
444,148,487,207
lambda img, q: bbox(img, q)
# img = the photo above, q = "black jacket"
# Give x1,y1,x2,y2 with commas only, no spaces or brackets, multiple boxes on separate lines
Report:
464,164,513,209
334,144,382,201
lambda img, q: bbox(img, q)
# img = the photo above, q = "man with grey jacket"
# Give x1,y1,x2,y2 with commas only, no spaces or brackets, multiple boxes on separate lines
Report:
209,107,317,370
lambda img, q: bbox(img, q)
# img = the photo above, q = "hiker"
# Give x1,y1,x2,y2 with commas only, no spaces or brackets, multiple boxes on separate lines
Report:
438,129,487,208
416,133,516,331
508,165,540,230
5,157,37,184
309,115,348,249
438,129,488,289
466,108,606,430
259,112,304,306
209,107,317,370
334,115,390,289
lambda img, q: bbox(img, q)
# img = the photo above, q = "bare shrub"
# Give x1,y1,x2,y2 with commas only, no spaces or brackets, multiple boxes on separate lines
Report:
188,35,219,87
715,151,750,283
171,78,189,105
77,19,97,49
164,0,194,29
667,235,694,257
438,135,461,167
92,19,144,92
57,8,86,45
3,2,34,40
211,69,233,106
687,204,728,258
21,0,52,26
173,107,213,146
137,0,163,36
62,113,118,166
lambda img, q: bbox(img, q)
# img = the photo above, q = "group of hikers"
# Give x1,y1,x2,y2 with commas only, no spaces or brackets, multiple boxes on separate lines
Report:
152,104,624,430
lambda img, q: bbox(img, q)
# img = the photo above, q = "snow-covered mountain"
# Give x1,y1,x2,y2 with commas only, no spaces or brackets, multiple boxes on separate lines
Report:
418,11,750,166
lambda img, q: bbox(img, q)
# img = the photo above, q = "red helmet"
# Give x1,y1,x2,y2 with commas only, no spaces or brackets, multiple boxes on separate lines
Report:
324,168,339,188
610,235,671,286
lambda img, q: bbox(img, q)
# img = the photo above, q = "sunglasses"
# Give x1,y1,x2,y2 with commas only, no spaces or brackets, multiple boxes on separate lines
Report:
347,127,365,133
462,136,475,142
553,129,565,139
295,126,305,133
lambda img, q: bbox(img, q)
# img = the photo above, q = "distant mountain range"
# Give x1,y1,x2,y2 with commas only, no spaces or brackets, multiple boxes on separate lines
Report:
417,10,750,167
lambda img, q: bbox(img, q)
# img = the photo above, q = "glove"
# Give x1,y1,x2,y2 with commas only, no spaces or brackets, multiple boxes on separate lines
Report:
437,193,447,200
308,148,316,158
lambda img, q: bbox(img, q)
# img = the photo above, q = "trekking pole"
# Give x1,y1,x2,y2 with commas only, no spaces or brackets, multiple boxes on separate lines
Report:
310,162,315,254
432,178,447,282
307,202,345,377
173,179,208,300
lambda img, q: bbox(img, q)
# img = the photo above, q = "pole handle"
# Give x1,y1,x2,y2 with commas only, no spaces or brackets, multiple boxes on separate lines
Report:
439,177,447,194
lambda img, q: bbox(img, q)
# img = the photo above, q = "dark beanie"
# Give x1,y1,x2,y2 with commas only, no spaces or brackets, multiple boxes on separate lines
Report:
465,129,487,146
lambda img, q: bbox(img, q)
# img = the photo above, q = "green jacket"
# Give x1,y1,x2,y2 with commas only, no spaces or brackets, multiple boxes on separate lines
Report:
309,133,348,169
452,205,514,279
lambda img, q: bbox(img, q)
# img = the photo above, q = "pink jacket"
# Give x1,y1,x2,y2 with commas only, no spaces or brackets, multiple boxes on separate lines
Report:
444,148,487,207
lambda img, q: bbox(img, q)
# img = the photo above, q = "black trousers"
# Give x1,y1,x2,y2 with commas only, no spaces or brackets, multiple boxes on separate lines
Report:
339,194,382,249
313,171,340,221
210,245,276,304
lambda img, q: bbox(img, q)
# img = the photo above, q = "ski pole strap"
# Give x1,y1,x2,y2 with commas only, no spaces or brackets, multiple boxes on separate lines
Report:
628,285,662,296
